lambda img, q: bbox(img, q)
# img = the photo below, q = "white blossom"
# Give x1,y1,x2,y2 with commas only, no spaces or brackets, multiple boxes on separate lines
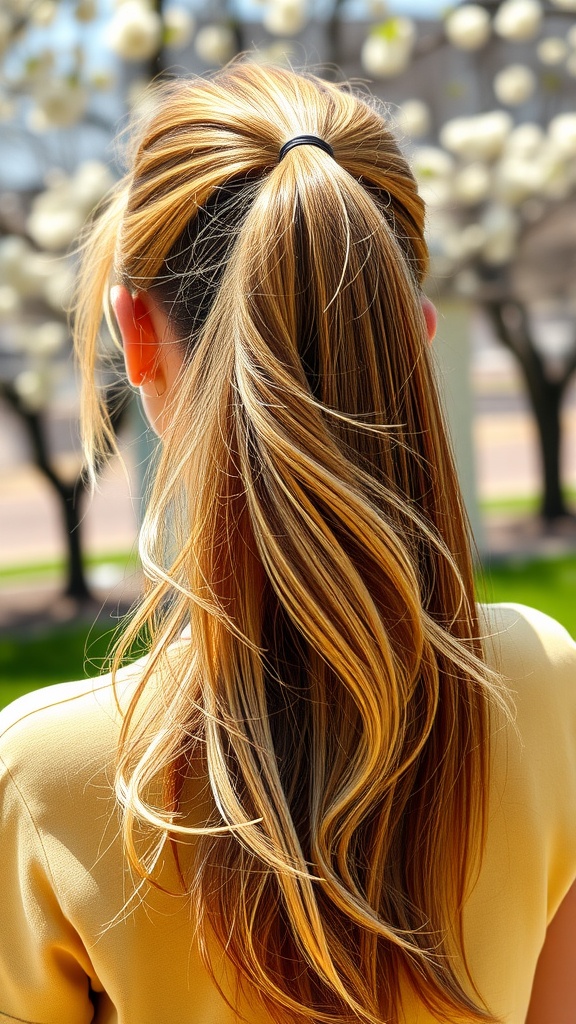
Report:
411,146,454,206
415,182,453,211
537,37,568,64
395,99,430,138
504,122,544,156
445,5,491,51
28,81,87,131
43,262,76,312
494,155,541,203
454,269,481,297
425,210,463,276
367,0,388,16
27,161,114,251
440,111,513,161
493,64,536,105
538,145,572,199
441,232,467,262
361,17,415,78
548,112,576,156
495,144,570,204
28,204,85,251
481,204,520,265
493,0,542,42
0,285,21,319
453,162,492,205
460,225,487,253
113,0,156,10
444,223,487,260
252,41,295,65
70,160,114,208
194,23,236,65
28,189,80,252
25,321,68,356
30,0,57,26
412,146,454,180
0,236,35,294
25,253,65,298
108,1,162,61
263,0,308,36
14,369,51,412
163,7,195,48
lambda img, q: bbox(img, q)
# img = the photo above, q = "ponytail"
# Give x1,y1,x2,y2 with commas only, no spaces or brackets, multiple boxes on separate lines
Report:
76,63,503,1024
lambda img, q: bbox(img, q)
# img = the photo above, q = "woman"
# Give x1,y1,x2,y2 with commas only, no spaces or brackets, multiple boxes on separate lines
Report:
0,63,575,1024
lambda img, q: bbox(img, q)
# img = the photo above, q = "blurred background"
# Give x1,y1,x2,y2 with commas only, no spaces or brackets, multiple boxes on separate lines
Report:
1,0,576,704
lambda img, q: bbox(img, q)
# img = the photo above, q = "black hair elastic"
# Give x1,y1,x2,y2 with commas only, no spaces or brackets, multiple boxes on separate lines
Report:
278,135,334,162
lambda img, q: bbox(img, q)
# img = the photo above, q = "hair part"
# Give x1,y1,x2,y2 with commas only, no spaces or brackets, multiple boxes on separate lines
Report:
75,62,505,1024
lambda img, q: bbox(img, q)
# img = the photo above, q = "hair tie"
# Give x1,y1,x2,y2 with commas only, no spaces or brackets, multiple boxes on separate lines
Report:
278,135,334,162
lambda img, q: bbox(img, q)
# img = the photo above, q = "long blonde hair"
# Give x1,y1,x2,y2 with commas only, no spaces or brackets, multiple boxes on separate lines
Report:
76,63,501,1024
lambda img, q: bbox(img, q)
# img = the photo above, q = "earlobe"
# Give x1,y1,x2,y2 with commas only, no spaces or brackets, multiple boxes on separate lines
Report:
110,284,161,387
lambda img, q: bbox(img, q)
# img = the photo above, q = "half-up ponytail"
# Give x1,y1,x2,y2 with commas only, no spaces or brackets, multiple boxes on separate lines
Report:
76,62,502,1024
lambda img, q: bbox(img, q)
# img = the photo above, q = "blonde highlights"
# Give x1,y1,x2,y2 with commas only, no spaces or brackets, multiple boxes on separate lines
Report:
76,64,501,1024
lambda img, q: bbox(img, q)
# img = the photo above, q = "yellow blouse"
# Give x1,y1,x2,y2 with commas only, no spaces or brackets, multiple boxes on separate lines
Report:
1,603,575,1024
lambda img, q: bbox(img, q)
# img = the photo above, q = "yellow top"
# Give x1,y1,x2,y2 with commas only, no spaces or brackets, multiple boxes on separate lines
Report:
0,603,575,1024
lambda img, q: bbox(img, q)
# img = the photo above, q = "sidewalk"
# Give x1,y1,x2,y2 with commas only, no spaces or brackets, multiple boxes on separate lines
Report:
474,404,576,558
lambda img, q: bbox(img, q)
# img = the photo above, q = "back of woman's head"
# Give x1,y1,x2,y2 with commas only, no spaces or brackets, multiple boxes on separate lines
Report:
76,62,500,1024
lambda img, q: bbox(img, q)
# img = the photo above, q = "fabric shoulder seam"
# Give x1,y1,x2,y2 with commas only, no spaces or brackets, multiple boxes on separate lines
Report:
0,753,61,898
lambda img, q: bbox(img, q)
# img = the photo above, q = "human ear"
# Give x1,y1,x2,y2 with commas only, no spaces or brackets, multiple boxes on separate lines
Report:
421,295,437,344
110,285,163,388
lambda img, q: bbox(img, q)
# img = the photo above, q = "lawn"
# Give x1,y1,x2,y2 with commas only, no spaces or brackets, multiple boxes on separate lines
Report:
478,555,576,637
1,554,575,712
0,621,117,710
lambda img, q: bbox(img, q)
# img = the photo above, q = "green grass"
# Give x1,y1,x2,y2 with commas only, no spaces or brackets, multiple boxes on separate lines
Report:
479,488,576,516
0,550,139,584
0,622,118,710
1,553,575,712
477,554,576,638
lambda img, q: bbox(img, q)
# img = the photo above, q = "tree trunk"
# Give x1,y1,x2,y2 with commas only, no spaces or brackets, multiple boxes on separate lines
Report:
59,480,92,600
529,379,566,521
1,387,89,600
1,372,133,602
17,402,93,599
484,300,572,522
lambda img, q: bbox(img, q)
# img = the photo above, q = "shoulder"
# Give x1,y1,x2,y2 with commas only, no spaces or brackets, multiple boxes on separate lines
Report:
479,601,576,740
480,601,576,694
0,672,148,1023
0,662,146,807
480,603,576,906
0,676,116,764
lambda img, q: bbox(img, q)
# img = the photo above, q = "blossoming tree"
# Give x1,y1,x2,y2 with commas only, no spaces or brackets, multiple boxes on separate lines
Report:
380,0,576,521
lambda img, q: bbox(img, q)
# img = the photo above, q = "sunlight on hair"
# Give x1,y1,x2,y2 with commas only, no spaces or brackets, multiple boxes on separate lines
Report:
74,61,507,1024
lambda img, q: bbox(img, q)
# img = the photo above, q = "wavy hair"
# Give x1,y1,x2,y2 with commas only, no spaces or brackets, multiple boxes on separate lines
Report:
75,63,502,1024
